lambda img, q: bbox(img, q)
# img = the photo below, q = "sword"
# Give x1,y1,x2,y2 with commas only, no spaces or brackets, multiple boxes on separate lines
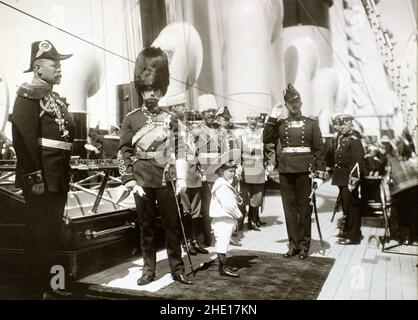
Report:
116,185,146,204
116,187,131,205
310,182,326,255
169,178,196,277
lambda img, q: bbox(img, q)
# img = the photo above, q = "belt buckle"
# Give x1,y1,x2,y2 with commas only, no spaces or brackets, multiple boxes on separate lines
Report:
149,152,155,159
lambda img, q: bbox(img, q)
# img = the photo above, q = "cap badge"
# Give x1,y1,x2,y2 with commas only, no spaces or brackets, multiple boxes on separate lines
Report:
36,41,52,58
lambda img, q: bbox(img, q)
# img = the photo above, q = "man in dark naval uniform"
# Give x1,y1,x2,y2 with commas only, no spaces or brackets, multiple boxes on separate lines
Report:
263,83,326,260
332,114,365,245
11,40,75,296
117,47,192,285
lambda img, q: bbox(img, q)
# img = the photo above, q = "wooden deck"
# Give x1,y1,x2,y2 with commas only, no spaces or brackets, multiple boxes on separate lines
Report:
78,180,418,300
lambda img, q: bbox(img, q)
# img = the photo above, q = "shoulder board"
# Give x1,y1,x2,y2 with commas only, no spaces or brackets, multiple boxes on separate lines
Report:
126,108,141,116
306,116,317,121
17,82,50,100
349,134,358,140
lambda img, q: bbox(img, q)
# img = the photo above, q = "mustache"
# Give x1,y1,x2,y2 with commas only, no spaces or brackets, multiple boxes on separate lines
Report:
144,97,159,110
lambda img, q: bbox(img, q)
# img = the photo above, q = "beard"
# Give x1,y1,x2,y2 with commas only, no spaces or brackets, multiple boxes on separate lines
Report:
144,97,160,114
288,108,302,119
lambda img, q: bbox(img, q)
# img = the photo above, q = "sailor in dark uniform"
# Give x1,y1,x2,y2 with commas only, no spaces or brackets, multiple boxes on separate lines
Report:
117,47,192,285
332,114,365,245
263,83,326,260
11,40,75,296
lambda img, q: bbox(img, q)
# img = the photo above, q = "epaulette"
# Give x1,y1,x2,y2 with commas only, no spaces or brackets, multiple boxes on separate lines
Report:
348,131,359,140
307,116,318,121
126,108,141,116
17,82,50,100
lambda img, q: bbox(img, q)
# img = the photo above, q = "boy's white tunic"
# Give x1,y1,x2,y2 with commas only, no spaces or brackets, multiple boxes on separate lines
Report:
209,177,242,254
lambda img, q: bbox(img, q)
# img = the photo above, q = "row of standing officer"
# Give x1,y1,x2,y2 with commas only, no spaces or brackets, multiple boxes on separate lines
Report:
117,46,277,285
163,94,277,253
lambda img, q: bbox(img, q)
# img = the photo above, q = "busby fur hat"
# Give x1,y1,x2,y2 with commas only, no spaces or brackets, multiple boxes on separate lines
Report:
134,47,170,97
284,83,301,103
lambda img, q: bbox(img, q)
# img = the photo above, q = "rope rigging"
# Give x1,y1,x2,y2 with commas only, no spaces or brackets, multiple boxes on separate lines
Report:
0,0,266,111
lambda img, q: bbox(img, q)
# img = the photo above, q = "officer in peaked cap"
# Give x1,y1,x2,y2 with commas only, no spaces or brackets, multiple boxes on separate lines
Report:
332,113,365,245
11,40,75,297
263,83,326,260
118,47,192,286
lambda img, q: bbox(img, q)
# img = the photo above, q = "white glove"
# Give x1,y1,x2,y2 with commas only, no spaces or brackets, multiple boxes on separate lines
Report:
348,184,356,192
271,103,284,118
266,164,274,176
133,185,146,197
235,164,243,179
313,178,323,188
124,180,137,190
125,180,146,197
176,178,187,195
32,182,45,195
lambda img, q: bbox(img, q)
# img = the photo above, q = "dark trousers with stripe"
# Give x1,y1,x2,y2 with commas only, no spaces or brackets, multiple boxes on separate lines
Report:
200,181,214,244
134,186,184,277
339,185,362,242
279,172,312,251
24,191,67,292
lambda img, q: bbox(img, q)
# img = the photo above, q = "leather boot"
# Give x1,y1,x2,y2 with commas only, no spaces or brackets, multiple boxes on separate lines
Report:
192,240,209,254
219,263,239,278
255,208,266,226
185,240,197,255
248,207,260,231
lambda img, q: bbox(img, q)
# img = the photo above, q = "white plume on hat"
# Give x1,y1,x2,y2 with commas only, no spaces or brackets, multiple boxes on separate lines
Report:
198,94,218,112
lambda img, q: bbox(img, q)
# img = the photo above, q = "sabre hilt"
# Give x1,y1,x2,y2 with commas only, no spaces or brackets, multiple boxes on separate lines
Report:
309,181,318,206
161,163,171,187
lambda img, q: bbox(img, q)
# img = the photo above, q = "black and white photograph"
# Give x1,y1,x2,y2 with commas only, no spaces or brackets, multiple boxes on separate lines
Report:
0,0,416,304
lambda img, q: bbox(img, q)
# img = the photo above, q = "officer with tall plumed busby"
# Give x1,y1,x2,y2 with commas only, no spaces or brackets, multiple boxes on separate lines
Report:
117,47,192,285
11,40,75,297
263,83,326,260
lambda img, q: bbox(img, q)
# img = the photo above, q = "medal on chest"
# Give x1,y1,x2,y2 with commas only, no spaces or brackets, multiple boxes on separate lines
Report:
287,120,304,128
40,92,70,140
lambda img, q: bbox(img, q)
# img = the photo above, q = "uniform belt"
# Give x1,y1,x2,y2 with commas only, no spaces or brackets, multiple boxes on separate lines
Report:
282,147,311,153
136,151,166,159
198,152,221,158
38,138,72,150
242,154,263,160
